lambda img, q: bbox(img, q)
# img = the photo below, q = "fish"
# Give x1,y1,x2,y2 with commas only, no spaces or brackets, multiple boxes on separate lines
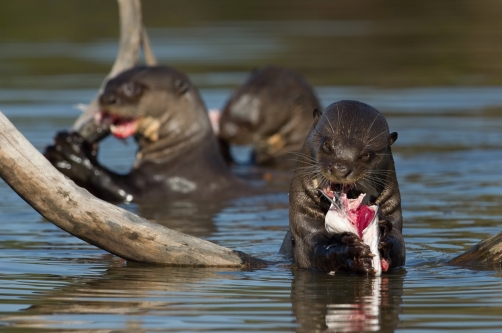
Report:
322,191,381,275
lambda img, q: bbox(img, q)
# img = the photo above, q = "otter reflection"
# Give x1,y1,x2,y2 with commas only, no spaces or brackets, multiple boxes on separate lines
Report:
4,262,246,331
130,199,225,237
290,269,403,332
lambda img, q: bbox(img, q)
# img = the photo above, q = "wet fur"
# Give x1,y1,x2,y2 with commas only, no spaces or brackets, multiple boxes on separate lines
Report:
218,66,321,167
283,100,405,273
45,66,240,203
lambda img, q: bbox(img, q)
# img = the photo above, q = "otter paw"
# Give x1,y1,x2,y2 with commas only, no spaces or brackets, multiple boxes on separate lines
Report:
378,218,393,239
44,131,100,183
378,236,394,272
341,232,375,274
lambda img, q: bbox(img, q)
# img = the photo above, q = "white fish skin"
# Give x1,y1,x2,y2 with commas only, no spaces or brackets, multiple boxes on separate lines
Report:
325,205,358,235
362,210,381,276
325,203,381,276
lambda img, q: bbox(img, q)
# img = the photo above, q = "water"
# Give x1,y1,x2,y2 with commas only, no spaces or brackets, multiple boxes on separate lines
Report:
1,1,502,331
1,85,502,332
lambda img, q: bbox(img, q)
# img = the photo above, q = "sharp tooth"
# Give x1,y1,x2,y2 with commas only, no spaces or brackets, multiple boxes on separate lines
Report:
110,124,117,133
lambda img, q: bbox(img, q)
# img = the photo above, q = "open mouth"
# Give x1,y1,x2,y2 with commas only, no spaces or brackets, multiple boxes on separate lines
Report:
320,182,376,238
96,111,139,139
322,182,383,274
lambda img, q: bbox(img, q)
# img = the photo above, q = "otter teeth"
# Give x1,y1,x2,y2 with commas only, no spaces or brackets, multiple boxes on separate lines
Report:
322,185,335,198
322,182,351,199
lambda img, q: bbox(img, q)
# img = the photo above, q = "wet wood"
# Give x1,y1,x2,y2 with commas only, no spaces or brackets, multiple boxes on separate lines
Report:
73,0,156,131
449,232,502,268
0,112,264,268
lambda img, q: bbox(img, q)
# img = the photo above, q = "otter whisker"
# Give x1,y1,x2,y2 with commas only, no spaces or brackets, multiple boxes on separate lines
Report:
322,123,333,136
312,123,325,138
365,173,394,182
292,158,318,168
325,113,335,135
293,167,319,176
291,158,317,166
363,173,389,183
365,129,388,146
294,164,318,170
290,151,318,159
287,158,316,169
366,170,396,175
290,152,318,164
361,176,388,189
357,178,381,189
294,168,322,180
364,113,382,142
317,189,345,214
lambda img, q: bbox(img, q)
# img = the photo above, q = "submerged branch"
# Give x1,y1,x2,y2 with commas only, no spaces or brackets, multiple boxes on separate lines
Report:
449,231,502,269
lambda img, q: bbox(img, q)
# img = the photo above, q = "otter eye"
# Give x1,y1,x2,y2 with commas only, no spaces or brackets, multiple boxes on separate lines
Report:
320,137,334,154
359,152,372,161
121,83,142,98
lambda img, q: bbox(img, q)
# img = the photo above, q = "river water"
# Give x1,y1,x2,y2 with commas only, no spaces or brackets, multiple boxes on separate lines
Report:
1,1,502,332
1,86,502,332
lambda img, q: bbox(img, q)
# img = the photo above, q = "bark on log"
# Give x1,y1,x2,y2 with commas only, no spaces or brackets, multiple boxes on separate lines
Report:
449,231,502,268
0,111,265,268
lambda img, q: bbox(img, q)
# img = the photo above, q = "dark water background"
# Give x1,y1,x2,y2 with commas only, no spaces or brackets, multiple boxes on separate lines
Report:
1,1,502,332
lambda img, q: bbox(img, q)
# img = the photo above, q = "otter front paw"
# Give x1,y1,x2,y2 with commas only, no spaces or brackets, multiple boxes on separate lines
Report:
378,219,394,271
44,131,100,185
341,232,375,274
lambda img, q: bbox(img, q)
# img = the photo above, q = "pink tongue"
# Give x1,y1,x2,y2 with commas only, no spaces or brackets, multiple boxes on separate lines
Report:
111,119,138,139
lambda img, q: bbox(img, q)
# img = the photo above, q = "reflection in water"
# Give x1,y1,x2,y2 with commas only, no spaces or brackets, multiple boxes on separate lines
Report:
291,270,403,333
1,263,295,332
130,200,224,238
325,278,381,332
2,263,243,331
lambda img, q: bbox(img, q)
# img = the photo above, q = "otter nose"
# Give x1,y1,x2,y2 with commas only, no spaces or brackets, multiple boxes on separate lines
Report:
332,162,352,178
99,92,117,106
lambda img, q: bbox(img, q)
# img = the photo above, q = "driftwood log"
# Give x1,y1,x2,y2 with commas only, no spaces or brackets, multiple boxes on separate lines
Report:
0,112,264,267
449,231,502,268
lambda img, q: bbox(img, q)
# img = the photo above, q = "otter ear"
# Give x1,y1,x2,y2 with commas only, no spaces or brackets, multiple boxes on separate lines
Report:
175,79,190,95
313,108,322,122
389,132,398,145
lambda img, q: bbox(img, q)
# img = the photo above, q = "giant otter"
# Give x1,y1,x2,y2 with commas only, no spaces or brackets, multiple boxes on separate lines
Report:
218,66,321,168
282,100,405,274
44,65,241,203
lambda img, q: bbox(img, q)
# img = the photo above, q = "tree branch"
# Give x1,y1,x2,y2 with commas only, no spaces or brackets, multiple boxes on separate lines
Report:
72,0,155,132
449,231,502,268
0,111,264,268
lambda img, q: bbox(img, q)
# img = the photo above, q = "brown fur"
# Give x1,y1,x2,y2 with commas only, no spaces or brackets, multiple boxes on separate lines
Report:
45,66,240,203
218,66,321,168
282,100,405,273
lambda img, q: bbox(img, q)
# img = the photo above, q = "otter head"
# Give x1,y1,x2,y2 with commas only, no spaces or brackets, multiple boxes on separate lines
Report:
96,65,210,150
306,100,397,205
218,66,320,164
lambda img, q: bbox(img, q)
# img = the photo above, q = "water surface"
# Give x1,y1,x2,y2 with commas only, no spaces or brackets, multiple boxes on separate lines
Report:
1,86,502,332
1,1,502,331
